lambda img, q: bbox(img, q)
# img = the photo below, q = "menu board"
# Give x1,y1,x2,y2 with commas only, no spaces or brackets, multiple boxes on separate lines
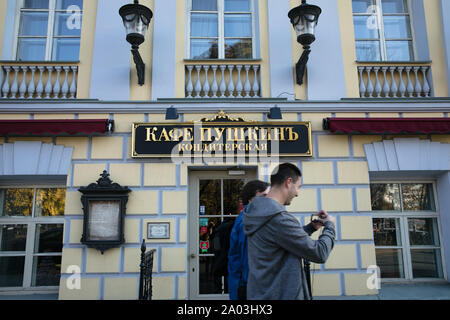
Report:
87,200,120,241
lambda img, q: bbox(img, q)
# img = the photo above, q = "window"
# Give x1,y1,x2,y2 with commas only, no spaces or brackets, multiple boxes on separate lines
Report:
188,0,256,59
352,0,414,61
0,187,65,289
370,183,444,280
15,0,83,61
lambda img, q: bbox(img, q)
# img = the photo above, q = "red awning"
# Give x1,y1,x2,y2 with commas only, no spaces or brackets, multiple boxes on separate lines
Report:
323,117,450,134
0,119,113,136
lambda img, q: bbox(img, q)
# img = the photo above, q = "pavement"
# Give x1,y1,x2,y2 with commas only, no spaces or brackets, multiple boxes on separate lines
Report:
315,282,450,300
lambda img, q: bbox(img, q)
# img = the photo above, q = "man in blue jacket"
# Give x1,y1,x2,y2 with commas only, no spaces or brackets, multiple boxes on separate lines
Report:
243,163,336,300
228,180,270,300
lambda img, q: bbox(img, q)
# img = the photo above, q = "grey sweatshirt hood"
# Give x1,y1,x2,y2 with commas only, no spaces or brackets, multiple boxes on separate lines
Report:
244,196,284,236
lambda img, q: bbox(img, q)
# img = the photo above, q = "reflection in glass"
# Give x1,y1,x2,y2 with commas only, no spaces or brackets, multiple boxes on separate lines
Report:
0,256,25,287
401,184,435,211
224,14,251,37
355,40,381,61
1,189,33,217
223,180,244,215
199,256,222,294
0,225,28,251
225,39,252,59
52,38,80,61
17,38,47,61
34,224,64,253
381,0,408,13
192,0,217,11
191,13,218,37
35,189,66,217
199,180,221,215
191,39,218,59
373,218,401,246
408,218,439,246
20,12,49,36
24,0,49,9
370,184,401,211
199,217,221,254
411,249,442,278
375,249,404,278
353,16,379,39
32,255,62,286
225,0,250,12
54,12,82,36
383,16,411,39
352,0,375,13
56,0,83,10
385,41,413,61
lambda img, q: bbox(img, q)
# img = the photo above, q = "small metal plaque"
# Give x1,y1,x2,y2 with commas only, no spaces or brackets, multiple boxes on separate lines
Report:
147,222,170,239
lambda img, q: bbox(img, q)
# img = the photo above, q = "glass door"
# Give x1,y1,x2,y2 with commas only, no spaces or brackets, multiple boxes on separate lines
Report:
188,169,256,299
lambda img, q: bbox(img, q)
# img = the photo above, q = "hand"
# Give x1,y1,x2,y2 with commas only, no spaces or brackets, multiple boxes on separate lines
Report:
317,210,336,225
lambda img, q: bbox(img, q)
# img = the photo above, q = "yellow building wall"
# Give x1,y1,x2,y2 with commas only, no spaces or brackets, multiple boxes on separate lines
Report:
1,111,445,299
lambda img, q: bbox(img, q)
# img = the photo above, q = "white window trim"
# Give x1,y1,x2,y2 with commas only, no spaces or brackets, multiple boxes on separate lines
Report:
371,180,447,283
12,0,83,61
0,185,65,291
353,0,417,61
186,0,257,60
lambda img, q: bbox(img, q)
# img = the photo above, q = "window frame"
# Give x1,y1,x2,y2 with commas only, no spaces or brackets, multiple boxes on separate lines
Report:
370,180,447,282
352,0,417,62
186,0,257,60
12,0,83,62
0,185,65,291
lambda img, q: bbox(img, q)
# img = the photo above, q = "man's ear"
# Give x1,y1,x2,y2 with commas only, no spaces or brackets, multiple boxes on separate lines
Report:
284,177,292,189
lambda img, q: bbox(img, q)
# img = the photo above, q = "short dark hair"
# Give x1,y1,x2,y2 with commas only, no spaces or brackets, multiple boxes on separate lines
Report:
241,180,270,205
270,163,302,186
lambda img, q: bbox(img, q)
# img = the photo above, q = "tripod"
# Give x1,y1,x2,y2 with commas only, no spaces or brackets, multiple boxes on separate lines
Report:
304,259,312,300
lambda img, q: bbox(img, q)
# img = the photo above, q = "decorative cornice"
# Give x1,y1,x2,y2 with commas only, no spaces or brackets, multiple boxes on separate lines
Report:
0,98,449,114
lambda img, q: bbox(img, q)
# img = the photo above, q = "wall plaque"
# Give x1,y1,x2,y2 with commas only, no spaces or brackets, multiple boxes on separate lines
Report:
147,222,170,239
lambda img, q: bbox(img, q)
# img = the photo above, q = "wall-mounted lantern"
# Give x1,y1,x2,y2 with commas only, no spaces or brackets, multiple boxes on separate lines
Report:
288,0,322,85
119,0,153,86
79,171,131,254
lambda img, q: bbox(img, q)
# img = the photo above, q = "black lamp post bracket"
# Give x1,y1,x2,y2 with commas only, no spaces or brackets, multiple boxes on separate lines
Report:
131,46,145,86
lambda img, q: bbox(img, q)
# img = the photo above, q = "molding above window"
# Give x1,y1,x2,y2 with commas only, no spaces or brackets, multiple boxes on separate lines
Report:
364,138,450,173
0,141,73,176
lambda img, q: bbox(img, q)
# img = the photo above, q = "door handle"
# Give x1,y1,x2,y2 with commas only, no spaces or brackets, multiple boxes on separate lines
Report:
190,253,196,259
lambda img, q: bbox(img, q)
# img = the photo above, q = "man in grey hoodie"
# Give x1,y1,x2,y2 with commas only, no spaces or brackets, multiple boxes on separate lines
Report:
243,163,336,300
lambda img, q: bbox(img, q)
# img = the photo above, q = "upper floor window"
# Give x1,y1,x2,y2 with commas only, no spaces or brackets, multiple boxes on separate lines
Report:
16,0,83,61
188,0,256,59
352,0,414,61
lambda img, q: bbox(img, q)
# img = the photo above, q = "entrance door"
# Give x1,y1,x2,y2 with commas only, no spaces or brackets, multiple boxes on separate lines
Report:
188,169,257,299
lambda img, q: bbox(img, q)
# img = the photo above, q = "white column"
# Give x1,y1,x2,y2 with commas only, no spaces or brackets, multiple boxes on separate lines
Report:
89,0,130,100
307,0,347,100
267,0,294,99
440,0,450,96
151,0,177,99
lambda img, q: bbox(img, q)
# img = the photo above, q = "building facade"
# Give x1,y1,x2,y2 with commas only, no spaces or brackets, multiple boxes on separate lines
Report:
0,0,450,300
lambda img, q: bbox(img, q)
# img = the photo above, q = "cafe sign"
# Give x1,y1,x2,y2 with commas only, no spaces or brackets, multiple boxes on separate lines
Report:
131,111,312,158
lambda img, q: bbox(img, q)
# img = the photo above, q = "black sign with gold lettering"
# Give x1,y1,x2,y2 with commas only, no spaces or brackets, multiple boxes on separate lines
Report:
131,112,312,158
